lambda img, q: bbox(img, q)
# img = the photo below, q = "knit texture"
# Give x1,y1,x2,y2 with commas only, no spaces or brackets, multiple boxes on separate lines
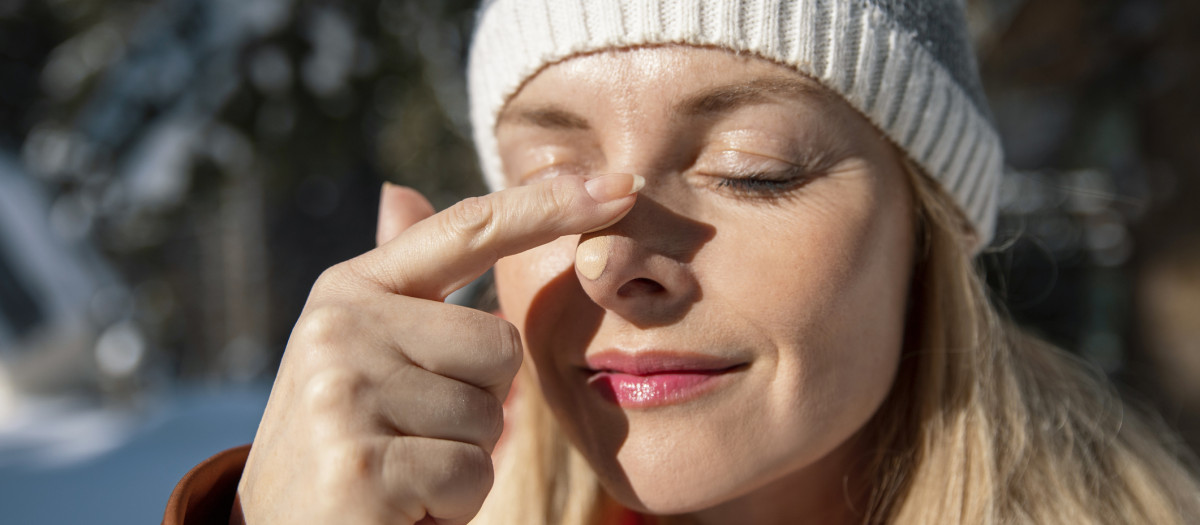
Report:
468,0,1002,249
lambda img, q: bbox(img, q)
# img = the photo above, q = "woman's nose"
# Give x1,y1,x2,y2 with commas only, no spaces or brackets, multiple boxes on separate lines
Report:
573,196,714,327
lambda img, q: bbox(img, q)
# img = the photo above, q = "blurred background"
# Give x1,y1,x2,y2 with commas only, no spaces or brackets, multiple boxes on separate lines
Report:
0,0,1197,522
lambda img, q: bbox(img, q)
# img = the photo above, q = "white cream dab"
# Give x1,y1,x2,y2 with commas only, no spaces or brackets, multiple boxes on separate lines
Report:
575,235,613,281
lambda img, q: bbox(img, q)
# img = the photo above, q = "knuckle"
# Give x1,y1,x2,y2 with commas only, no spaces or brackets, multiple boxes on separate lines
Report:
382,440,492,522
542,176,579,221
457,445,495,498
311,266,337,292
477,391,505,447
319,259,391,296
295,304,355,351
312,263,351,295
304,367,369,414
445,196,494,242
319,439,377,491
490,317,524,377
434,444,494,509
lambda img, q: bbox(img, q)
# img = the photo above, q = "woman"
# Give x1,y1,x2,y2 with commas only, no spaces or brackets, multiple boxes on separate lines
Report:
166,1,1200,523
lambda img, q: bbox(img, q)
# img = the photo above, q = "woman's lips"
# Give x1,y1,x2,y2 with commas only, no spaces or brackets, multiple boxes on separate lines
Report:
583,351,745,408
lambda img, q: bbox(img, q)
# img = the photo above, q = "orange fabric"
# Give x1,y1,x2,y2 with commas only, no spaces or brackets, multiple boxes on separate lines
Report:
163,444,250,525
162,440,646,524
616,508,650,525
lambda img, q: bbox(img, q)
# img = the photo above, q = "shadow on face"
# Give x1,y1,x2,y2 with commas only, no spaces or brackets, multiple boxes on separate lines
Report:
492,44,914,518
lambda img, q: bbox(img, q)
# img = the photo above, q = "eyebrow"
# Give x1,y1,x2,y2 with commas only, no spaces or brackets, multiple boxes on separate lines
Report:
497,105,591,130
495,76,832,131
675,76,834,118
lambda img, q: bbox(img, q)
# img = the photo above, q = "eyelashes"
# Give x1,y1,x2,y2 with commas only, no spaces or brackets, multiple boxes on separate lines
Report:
708,171,811,201
519,167,815,200
699,148,826,199
705,152,823,199
715,171,805,194
516,153,826,199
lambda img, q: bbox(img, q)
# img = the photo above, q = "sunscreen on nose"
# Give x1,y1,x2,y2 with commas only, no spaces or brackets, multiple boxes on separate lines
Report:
575,235,613,280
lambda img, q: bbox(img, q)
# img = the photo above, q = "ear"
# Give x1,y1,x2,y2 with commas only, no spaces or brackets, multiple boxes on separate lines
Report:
376,182,436,247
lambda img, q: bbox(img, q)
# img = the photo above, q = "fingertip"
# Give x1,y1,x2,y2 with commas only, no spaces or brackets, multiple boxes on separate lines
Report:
377,183,401,247
583,173,644,203
383,184,436,219
546,174,638,234
378,183,436,246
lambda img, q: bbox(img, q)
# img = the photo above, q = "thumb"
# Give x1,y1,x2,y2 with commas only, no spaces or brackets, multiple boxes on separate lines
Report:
377,182,436,247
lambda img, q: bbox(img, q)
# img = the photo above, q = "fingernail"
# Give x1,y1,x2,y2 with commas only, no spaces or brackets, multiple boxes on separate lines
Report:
585,173,644,203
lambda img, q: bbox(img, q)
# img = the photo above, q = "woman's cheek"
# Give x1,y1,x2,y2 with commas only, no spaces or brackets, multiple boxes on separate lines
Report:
496,238,573,315
493,258,527,328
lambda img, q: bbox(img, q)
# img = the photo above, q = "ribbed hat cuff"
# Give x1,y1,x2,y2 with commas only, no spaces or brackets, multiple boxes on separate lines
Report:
468,0,1001,250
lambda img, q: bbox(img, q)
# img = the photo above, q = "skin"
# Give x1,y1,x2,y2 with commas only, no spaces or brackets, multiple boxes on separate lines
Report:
576,234,614,280
235,45,914,525
493,47,914,523
236,173,642,524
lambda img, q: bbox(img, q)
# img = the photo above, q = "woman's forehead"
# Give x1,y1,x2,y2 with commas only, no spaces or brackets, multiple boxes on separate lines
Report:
498,45,847,127
519,45,823,96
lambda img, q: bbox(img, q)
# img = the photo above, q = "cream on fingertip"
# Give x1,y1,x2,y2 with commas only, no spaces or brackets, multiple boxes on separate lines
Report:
576,235,613,281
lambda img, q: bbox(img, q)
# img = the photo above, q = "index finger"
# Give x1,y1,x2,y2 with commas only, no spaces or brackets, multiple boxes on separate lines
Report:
351,173,643,300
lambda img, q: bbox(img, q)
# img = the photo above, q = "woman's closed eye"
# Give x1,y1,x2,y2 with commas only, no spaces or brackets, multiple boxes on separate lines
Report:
697,149,818,198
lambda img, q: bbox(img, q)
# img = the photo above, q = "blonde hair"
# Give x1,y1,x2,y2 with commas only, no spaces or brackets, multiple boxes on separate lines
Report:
474,161,1200,525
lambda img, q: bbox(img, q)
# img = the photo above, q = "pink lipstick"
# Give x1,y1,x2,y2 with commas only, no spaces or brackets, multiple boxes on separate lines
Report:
584,351,745,408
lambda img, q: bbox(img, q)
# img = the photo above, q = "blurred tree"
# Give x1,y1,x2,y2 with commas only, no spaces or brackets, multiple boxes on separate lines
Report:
972,0,1200,449
3,0,483,389
1,1,1198,458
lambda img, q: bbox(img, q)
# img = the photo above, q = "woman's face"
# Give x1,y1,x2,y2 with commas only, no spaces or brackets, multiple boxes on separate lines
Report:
492,46,914,517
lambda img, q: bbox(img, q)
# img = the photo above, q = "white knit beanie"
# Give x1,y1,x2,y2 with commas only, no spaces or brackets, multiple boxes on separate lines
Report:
467,0,1003,250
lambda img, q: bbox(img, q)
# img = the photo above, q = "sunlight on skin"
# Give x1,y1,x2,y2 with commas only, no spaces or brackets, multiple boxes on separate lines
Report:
492,46,915,524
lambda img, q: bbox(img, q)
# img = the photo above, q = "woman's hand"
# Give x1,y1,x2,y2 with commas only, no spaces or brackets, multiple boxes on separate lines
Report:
233,174,640,525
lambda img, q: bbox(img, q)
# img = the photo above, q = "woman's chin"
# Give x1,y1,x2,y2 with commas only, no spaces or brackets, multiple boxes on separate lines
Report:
590,427,774,516
582,402,872,520
600,470,736,517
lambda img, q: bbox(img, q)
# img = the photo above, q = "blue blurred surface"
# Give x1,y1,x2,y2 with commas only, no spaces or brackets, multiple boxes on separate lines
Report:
0,384,270,525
